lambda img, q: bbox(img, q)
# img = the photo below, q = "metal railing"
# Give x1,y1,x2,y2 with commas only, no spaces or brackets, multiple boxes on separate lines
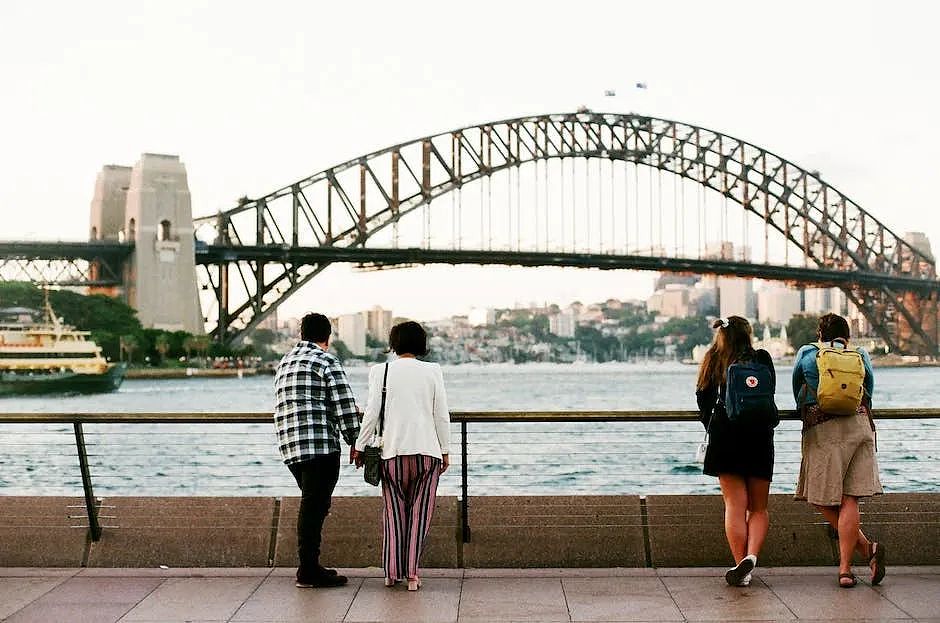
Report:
1,409,938,543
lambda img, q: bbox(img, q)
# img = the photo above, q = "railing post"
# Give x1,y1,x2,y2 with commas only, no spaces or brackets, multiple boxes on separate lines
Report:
73,422,101,541
460,420,470,543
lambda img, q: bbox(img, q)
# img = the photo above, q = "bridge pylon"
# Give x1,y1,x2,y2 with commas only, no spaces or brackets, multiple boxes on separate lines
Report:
90,154,203,335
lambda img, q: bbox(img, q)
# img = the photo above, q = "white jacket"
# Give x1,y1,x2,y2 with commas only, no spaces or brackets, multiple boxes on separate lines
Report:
354,358,450,459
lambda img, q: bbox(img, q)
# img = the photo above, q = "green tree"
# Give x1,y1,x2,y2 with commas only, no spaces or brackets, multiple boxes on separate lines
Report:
154,334,170,364
120,334,140,364
331,339,354,361
662,316,712,357
250,328,278,358
787,314,820,351
184,335,211,366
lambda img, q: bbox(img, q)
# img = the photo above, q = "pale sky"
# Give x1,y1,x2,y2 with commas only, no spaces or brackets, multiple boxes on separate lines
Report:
2,1,938,322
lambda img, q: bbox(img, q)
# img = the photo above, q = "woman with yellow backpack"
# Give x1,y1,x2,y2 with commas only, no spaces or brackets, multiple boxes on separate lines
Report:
793,313,885,588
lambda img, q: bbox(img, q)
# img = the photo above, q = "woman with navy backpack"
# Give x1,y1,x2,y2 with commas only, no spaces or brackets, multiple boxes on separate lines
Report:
696,316,778,586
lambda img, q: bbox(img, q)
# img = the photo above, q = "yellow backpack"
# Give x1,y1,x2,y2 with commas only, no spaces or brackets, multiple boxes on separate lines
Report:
813,340,865,415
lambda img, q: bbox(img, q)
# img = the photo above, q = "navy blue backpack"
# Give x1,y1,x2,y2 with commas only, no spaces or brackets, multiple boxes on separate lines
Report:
724,355,777,425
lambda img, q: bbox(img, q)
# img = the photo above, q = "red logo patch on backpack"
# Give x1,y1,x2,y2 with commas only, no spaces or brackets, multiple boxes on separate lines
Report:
745,376,759,388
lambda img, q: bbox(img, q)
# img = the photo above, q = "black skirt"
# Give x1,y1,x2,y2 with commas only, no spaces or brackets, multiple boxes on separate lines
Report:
704,408,775,481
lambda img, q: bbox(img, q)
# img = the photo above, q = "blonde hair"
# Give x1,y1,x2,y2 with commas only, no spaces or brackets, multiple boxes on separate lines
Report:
695,316,754,390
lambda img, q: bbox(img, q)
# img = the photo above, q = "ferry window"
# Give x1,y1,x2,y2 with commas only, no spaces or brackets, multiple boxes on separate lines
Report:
128,218,136,239
159,219,172,241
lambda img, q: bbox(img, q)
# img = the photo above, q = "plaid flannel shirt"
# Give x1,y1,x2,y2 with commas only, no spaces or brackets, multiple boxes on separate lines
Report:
274,341,360,464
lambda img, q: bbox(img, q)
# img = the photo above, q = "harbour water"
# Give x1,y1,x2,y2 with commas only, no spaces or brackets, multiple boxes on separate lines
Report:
1,362,937,497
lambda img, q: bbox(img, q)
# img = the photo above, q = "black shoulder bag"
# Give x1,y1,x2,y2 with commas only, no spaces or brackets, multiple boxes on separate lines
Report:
362,363,388,486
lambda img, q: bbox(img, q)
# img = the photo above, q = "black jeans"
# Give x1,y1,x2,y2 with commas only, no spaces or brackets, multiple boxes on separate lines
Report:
288,453,340,572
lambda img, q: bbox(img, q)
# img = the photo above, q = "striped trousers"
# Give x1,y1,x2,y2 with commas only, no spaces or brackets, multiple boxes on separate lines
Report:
380,454,442,581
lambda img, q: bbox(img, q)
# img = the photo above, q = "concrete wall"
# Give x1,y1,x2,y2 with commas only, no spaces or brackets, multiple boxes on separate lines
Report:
1,494,937,568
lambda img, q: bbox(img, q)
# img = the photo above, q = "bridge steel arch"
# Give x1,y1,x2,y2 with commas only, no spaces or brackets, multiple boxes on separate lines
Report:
195,112,938,354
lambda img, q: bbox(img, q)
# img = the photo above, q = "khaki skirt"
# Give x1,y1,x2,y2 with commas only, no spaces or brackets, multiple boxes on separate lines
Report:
795,409,883,507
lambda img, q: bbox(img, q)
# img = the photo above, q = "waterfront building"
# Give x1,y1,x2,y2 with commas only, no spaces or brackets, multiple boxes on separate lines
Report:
336,313,367,356
468,307,497,327
804,287,847,316
549,310,577,338
904,231,934,260
847,300,870,337
753,325,793,359
256,310,279,332
757,284,802,324
718,276,756,320
363,305,393,342
647,284,695,319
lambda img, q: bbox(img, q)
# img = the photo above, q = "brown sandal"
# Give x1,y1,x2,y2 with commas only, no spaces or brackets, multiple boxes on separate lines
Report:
869,542,886,586
839,572,858,588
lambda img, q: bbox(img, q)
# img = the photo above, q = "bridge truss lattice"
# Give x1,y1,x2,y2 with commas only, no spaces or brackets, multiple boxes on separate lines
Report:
194,112,938,354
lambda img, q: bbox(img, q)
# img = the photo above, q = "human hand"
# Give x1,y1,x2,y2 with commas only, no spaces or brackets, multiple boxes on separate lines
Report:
349,446,359,465
440,454,449,474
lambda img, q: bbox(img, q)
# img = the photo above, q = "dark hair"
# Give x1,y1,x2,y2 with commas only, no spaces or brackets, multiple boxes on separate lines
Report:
696,316,753,390
388,321,428,356
817,313,850,343
301,313,331,342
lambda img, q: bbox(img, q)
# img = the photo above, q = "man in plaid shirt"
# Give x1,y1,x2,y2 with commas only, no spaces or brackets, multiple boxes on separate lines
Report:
275,313,361,588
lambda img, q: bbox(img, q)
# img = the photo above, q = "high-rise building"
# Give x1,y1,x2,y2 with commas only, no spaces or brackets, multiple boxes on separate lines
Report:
337,313,366,356
903,231,934,260
468,307,497,327
549,311,577,338
757,284,802,324
803,287,847,316
363,306,393,343
718,277,756,319
660,284,695,318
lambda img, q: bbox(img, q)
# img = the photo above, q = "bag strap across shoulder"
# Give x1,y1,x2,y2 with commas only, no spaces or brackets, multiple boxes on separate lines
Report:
378,363,389,437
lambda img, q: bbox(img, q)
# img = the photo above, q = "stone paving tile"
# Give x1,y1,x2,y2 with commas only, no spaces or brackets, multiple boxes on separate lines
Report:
344,578,461,623
661,575,796,621
118,576,263,622
79,567,271,578
873,574,940,619
0,568,80,578
230,576,362,622
464,567,657,578
3,577,164,623
5,602,135,623
563,576,684,621
761,574,911,620
458,577,569,622
29,576,163,603
0,577,67,620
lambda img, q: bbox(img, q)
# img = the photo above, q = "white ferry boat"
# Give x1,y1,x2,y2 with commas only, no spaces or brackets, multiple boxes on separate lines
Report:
0,294,126,395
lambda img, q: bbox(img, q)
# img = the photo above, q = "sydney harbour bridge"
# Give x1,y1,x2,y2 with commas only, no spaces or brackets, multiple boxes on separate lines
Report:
2,112,938,355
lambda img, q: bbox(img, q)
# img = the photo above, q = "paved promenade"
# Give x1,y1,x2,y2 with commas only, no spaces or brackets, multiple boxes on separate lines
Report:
1,566,937,622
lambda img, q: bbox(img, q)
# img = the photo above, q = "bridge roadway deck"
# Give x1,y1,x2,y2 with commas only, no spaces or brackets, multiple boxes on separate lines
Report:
1,566,937,622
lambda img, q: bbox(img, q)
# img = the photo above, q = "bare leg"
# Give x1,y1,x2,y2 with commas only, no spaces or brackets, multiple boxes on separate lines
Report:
814,504,870,559
745,478,770,559
718,474,749,563
837,496,861,577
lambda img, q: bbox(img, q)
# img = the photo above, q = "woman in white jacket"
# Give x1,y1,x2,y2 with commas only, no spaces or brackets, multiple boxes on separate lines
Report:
354,321,450,591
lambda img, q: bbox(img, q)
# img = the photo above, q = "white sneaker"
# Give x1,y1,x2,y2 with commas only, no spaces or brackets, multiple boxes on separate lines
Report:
737,572,752,587
725,554,757,586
